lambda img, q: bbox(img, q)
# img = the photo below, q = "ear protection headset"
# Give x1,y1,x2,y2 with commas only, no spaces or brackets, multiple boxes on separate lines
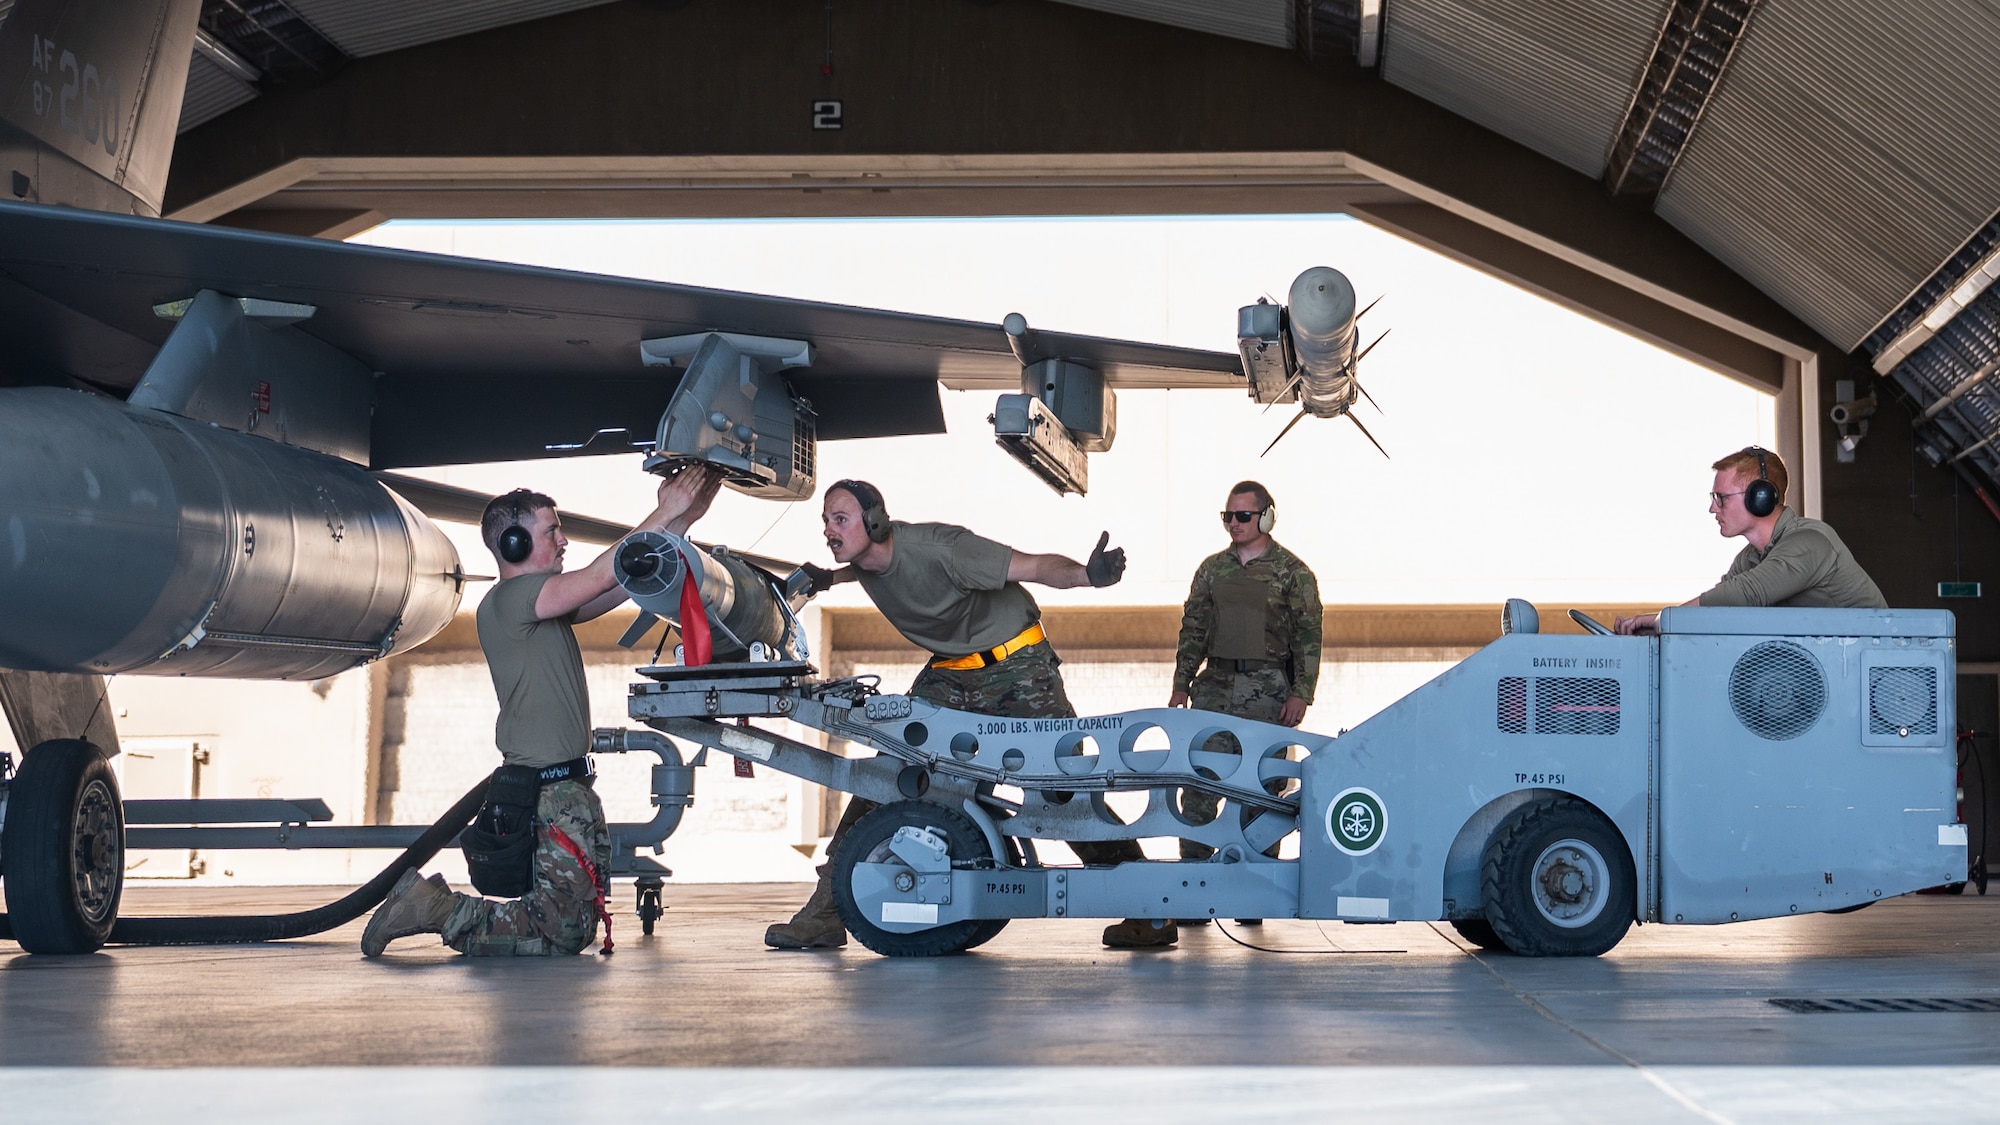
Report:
1227,487,1277,534
1741,447,1779,518
831,479,892,544
497,490,535,565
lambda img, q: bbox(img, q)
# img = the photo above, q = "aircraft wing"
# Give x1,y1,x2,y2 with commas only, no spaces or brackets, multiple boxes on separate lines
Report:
373,471,799,576
0,201,1243,469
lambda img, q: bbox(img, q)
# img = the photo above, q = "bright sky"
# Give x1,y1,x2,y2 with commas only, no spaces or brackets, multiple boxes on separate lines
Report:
351,215,1775,609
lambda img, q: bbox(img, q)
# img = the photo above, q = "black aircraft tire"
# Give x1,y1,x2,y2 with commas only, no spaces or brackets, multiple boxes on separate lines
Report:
2,740,125,954
1448,917,1510,951
1481,797,1635,958
832,800,994,958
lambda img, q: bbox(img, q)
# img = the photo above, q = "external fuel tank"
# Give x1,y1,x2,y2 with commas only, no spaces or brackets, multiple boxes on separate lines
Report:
0,387,462,679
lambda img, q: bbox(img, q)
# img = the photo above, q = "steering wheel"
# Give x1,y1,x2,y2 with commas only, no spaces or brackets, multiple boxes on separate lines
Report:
1568,609,1614,636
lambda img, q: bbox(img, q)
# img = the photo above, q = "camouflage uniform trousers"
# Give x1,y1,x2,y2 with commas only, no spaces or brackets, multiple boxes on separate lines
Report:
1181,666,1292,860
827,640,1144,866
440,778,612,956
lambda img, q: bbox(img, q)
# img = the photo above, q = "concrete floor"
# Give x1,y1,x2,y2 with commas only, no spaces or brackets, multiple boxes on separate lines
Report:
5,884,2000,1121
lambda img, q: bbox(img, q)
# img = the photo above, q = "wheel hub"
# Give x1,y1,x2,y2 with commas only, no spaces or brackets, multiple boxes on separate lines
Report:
70,778,122,925
1540,860,1587,904
1531,838,1608,929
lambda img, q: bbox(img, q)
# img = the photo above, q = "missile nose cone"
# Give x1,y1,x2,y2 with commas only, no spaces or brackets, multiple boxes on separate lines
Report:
1003,312,1028,337
1287,266,1358,331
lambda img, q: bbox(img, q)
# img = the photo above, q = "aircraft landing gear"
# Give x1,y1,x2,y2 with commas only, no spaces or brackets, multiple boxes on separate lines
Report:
1,739,125,954
635,876,665,935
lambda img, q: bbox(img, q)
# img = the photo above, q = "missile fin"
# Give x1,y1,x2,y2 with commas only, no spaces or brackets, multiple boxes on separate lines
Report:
1355,328,1391,364
1348,412,1390,458
1262,371,1306,413
1355,379,1383,413
1357,294,1385,320
618,611,663,649
1261,406,1314,457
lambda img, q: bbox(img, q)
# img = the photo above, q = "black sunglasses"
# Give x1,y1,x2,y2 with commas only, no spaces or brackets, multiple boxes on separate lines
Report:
1220,509,1265,524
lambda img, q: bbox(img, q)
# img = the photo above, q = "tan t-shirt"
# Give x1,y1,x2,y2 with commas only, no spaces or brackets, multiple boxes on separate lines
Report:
855,521,1040,656
476,572,590,767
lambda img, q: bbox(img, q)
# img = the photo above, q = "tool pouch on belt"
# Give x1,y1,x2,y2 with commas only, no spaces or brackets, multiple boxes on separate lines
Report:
462,765,540,898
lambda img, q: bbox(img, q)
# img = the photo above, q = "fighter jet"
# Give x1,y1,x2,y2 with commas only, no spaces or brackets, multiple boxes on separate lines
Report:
0,0,1376,953
0,0,1245,952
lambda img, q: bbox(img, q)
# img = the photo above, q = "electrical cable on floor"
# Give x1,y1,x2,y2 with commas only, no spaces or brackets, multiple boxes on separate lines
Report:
0,771,491,947
104,772,491,945
1205,917,1402,954
1964,729,1991,894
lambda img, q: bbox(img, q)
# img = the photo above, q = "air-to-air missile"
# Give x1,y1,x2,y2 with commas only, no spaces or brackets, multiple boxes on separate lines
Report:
612,529,805,663
1236,266,1390,457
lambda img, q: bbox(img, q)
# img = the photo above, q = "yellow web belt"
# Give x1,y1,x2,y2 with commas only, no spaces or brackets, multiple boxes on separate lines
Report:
930,623,1046,671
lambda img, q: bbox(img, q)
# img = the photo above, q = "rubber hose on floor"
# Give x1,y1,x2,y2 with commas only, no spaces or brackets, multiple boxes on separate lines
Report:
0,772,491,947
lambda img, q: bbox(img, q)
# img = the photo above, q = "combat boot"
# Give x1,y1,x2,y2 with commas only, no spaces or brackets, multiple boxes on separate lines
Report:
361,867,457,956
764,864,848,950
1102,918,1178,948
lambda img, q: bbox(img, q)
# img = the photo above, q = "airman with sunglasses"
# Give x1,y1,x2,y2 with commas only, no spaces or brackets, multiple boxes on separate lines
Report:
1165,481,1322,915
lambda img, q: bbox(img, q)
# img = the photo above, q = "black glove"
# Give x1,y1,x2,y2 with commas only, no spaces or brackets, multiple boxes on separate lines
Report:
1085,531,1126,588
790,562,839,599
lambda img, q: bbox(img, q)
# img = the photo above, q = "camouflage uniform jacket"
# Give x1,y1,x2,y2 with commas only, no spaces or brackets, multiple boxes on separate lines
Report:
1172,541,1322,704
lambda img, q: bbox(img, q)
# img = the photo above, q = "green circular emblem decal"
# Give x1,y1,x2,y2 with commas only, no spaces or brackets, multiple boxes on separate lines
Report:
1326,787,1386,855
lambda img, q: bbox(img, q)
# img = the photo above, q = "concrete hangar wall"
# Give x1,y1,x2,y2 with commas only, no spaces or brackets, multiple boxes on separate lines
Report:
164,0,2000,667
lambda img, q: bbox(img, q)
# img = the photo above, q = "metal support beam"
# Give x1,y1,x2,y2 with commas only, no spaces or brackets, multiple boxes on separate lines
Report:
1604,0,1764,198
1344,198,1789,391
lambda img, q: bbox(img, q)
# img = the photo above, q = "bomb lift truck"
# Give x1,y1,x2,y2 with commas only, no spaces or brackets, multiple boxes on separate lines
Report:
620,581,1964,957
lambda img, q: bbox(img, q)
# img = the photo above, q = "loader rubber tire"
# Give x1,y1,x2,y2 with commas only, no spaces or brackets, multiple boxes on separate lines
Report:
1449,917,1510,951
833,800,995,957
1481,797,1634,957
961,836,1022,951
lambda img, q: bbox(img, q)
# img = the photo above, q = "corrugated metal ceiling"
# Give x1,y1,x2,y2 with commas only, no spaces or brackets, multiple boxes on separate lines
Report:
1049,0,1290,48
1656,0,2000,350
178,51,257,134
1380,0,1665,178
283,0,621,59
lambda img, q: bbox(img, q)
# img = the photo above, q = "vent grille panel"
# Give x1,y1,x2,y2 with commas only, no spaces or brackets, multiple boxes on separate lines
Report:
793,398,817,482
1729,641,1826,740
1771,997,2000,1014
1533,677,1620,736
1498,677,1527,734
1869,666,1938,736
